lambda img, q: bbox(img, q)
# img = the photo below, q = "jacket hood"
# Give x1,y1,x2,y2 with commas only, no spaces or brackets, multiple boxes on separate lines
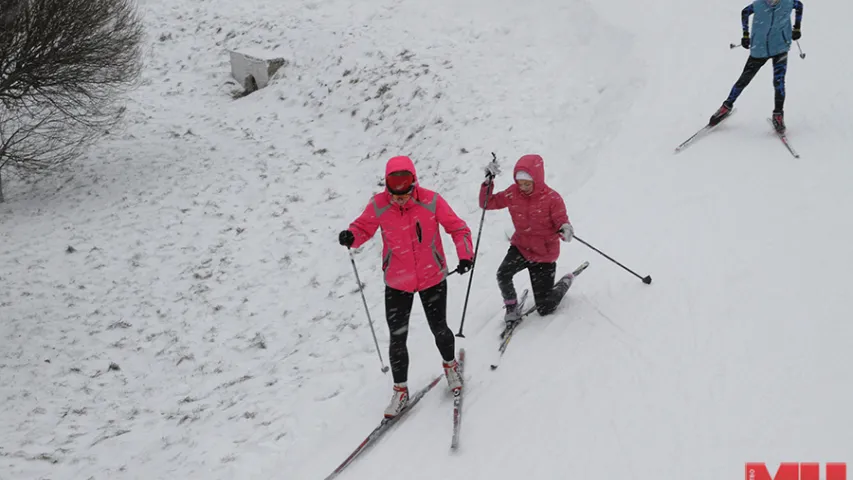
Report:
385,156,417,183
513,154,546,193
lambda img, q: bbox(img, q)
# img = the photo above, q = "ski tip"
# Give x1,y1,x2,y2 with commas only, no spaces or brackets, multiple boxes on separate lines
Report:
766,118,800,157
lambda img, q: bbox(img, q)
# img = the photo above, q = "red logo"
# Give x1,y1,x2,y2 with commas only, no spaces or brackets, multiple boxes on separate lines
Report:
745,463,847,480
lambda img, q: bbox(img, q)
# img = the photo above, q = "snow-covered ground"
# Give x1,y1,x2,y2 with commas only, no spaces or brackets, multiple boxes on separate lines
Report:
1,0,851,478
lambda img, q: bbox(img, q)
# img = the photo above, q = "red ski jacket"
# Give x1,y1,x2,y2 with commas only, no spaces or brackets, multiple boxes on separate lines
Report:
479,154,569,263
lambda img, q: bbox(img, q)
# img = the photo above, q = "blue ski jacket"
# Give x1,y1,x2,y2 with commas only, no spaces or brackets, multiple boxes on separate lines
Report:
742,0,804,58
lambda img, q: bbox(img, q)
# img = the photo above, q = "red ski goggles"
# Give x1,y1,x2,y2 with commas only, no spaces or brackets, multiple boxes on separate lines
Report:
386,171,415,195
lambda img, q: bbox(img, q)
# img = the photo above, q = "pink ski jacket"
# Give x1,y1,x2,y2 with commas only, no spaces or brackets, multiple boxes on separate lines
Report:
348,156,474,293
479,154,569,263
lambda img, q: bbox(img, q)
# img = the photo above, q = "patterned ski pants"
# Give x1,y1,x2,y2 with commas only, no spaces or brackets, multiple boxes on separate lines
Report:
725,52,789,112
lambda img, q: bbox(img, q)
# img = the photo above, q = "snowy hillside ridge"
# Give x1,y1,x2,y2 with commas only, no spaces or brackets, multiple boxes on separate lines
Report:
232,47,459,164
3,0,853,479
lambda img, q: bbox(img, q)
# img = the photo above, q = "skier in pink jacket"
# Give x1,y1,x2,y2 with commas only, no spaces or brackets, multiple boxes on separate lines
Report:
339,155,473,418
479,154,578,326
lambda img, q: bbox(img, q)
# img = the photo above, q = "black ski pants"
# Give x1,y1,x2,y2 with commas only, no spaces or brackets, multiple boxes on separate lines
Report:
725,52,789,112
496,246,570,316
385,280,454,384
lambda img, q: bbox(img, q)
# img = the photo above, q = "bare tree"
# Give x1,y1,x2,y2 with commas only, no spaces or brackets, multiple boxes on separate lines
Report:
0,0,144,202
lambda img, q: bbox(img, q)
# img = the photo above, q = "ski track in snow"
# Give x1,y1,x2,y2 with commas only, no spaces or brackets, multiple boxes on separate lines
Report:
1,0,852,479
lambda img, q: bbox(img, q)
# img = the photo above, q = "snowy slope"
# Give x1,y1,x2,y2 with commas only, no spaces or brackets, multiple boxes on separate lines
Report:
1,0,851,479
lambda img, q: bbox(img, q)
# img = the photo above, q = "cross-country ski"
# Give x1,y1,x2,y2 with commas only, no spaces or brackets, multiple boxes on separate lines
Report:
323,375,442,480
767,117,801,157
675,109,738,154
450,348,466,451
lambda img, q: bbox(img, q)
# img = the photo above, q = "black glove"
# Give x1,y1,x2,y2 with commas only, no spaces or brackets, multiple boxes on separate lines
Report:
456,259,474,274
741,32,750,49
339,230,354,247
792,26,801,40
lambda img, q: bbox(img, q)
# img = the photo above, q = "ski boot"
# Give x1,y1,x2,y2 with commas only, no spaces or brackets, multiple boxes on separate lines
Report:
771,110,785,134
384,383,409,418
556,271,576,290
709,102,734,126
504,300,522,329
547,272,576,306
553,261,589,299
442,358,463,393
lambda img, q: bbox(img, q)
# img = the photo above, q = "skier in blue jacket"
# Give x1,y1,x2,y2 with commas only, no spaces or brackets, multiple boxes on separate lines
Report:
709,0,804,133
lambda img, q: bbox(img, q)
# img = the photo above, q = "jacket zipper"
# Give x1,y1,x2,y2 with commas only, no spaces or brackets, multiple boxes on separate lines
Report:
400,204,420,289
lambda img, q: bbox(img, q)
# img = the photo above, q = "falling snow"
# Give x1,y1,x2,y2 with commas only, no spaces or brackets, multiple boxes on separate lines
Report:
1,0,852,479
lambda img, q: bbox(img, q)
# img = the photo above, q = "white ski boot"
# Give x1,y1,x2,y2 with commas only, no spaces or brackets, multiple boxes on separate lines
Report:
384,383,409,418
442,359,463,392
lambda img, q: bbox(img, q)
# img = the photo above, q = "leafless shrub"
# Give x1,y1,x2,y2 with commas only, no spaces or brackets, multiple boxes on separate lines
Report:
0,0,145,201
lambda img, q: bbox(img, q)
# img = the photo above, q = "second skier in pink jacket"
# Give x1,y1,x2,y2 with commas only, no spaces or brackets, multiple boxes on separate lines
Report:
479,154,578,326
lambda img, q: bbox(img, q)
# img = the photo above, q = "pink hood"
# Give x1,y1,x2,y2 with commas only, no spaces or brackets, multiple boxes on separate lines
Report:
386,156,417,180
513,154,546,195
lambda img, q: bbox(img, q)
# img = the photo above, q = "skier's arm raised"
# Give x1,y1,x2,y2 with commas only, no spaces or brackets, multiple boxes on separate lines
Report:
479,181,510,210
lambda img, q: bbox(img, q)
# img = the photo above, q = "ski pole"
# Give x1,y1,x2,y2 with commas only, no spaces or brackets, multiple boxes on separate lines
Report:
729,42,741,49
456,152,497,338
347,247,390,373
796,40,806,59
572,235,653,285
